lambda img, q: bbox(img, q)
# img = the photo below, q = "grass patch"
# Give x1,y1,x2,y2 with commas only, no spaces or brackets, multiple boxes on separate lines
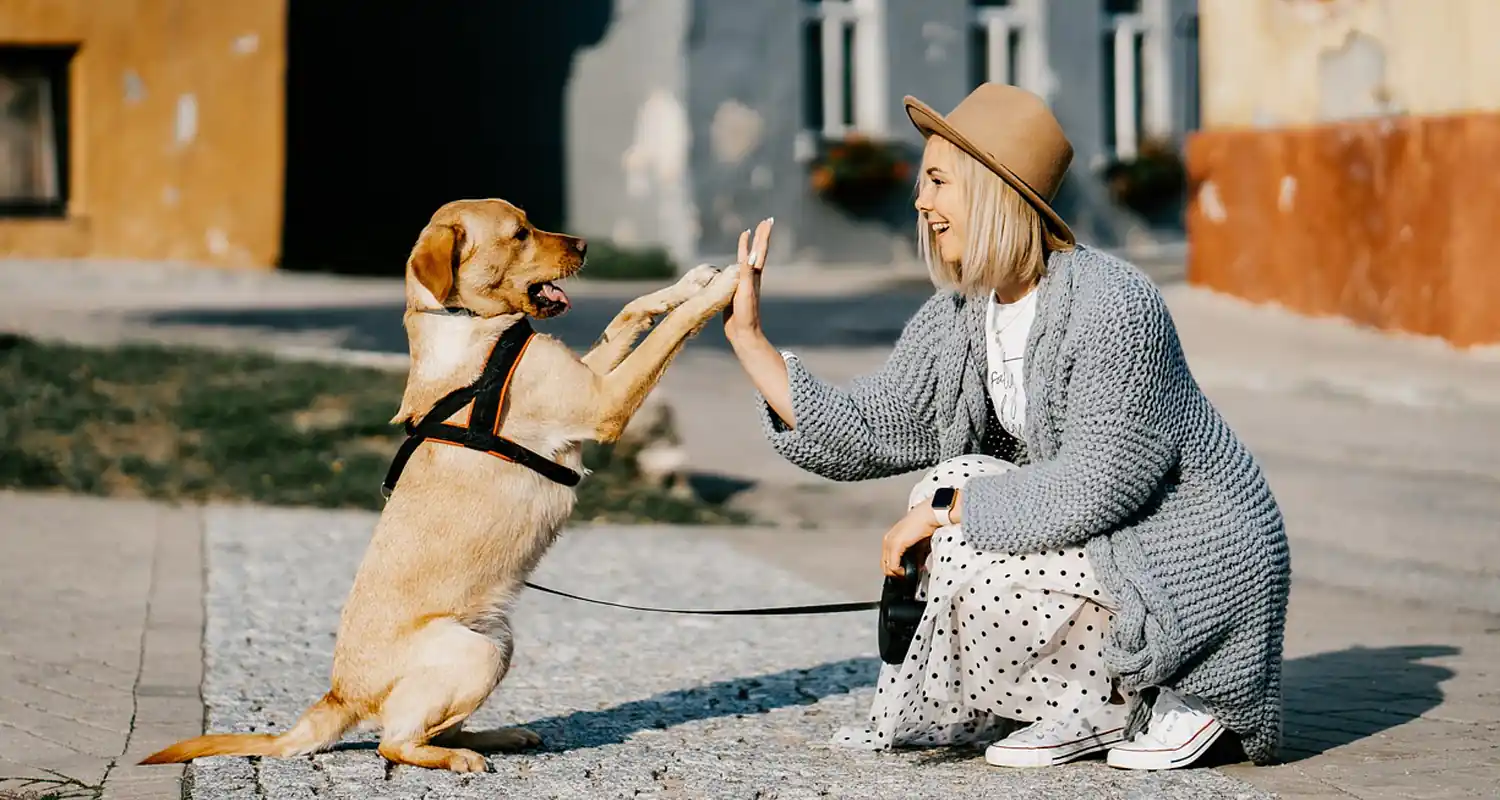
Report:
0,333,744,524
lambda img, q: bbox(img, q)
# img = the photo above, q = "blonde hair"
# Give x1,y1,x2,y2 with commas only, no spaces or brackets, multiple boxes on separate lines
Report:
915,136,1073,298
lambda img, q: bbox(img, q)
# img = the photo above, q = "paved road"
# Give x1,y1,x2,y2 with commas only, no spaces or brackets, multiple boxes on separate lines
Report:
2,493,1497,799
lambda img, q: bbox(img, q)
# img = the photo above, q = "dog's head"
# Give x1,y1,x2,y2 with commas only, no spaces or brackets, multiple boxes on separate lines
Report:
404,199,586,318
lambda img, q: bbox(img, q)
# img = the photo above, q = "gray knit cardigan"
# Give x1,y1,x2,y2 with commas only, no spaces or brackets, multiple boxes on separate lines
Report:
758,245,1290,764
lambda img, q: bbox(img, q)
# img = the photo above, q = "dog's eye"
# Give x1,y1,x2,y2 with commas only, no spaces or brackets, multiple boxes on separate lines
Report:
514,227,530,241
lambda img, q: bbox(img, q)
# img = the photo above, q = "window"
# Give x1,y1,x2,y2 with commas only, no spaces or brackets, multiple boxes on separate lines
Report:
1100,10,1147,160
970,0,1025,89
0,45,73,217
801,0,886,139
969,0,1044,97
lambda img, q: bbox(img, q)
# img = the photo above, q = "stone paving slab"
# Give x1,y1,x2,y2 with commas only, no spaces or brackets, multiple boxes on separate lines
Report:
186,505,1268,799
0,491,204,800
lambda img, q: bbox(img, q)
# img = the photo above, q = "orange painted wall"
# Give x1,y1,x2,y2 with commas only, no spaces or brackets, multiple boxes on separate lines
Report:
0,0,286,268
1190,0,1500,347
1186,113,1500,348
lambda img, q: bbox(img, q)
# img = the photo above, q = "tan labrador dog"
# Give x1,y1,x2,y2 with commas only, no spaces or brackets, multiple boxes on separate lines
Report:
141,199,771,772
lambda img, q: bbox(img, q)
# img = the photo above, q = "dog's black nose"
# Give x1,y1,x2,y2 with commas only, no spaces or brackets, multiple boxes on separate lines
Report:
574,238,588,255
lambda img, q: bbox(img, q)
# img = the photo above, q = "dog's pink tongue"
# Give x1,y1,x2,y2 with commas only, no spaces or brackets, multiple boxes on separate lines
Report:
540,282,570,309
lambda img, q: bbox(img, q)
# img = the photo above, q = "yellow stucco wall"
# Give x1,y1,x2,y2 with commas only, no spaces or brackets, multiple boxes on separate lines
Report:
0,0,285,268
1199,0,1500,129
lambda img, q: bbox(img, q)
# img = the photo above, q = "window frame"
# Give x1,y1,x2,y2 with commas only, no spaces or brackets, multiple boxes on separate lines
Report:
0,44,74,219
800,0,888,142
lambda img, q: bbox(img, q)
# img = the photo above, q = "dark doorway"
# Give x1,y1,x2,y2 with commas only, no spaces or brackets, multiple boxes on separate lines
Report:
280,0,614,274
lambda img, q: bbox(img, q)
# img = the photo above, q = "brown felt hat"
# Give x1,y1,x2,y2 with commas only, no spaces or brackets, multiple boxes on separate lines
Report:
905,83,1075,246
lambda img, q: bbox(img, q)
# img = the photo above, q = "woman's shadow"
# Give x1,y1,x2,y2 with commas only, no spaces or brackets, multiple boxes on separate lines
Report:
1273,644,1456,762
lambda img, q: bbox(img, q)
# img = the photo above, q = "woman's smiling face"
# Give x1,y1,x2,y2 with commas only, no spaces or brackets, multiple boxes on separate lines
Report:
914,138,968,267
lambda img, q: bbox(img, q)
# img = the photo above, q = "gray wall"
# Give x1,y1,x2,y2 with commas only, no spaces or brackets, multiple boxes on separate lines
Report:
1041,0,1143,250
565,0,695,266
684,0,804,267
563,0,1198,270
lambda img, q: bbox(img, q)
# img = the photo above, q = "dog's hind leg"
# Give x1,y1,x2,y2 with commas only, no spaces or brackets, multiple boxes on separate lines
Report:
429,623,540,754
376,620,511,772
580,264,721,374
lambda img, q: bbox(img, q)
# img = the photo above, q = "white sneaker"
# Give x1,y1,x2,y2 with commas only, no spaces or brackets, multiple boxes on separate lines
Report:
1106,688,1225,770
984,705,1129,768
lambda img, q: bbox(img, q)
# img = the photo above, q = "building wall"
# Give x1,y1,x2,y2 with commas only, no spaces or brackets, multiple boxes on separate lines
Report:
566,0,963,269
1188,0,1500,346
565,0,695,267
566,0,1202,270
0,0,285,268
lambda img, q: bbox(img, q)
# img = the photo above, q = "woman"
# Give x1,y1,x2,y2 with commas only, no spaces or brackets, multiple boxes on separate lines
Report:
723,84,1289,771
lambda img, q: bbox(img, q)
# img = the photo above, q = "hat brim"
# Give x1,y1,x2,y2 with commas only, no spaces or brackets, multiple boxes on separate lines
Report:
904,95,1075,247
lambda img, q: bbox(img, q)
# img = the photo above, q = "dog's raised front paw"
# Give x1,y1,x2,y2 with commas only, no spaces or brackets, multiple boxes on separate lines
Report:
679,264,721,290
701,263,741,308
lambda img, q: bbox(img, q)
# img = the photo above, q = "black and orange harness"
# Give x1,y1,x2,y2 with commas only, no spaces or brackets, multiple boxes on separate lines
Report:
381,317,581,498
377,310,880,620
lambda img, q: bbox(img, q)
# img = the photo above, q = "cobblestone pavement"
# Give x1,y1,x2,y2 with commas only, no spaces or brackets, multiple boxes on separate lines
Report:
186,505,1268,800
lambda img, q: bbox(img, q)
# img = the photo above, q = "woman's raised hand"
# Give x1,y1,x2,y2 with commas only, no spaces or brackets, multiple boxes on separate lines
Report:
723,218,774,342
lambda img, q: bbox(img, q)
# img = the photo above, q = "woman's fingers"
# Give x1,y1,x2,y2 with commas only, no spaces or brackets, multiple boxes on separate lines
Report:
749,218,774,272
737,229,750,266
881,531,902,576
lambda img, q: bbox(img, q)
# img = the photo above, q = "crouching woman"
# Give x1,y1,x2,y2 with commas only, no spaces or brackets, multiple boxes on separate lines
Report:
721,85,1290,770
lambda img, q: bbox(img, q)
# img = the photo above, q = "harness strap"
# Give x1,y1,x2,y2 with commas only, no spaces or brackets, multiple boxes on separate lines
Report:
382,318,582,497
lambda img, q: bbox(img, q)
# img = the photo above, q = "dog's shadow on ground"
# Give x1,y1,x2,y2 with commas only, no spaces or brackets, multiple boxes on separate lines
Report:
328,645,1454,763
519,656,880,751
329,657,881,755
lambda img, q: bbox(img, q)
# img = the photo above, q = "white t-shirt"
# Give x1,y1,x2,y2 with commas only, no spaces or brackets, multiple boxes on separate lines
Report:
985,288,1038,439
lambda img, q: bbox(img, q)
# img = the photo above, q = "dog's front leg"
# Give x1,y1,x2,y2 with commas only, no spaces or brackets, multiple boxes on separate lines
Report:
580,265,721,374
588,265,741,442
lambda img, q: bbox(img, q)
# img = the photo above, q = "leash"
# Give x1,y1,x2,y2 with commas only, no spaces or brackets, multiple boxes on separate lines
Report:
521,581,878,616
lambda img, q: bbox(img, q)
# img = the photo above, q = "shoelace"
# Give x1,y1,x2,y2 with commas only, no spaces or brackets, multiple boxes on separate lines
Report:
1147,697,1194,740
1019,717,1091,742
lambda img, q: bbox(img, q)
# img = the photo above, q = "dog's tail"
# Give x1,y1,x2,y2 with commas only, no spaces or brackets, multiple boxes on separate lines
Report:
139,692,358,764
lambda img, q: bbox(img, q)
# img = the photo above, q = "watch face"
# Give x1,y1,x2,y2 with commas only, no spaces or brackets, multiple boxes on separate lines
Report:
931,487,956,509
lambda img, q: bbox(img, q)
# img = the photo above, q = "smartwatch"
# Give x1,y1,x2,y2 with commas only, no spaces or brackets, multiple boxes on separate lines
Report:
930,487,957,527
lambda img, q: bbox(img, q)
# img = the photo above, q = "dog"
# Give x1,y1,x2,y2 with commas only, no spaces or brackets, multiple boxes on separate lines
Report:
141,199,766,772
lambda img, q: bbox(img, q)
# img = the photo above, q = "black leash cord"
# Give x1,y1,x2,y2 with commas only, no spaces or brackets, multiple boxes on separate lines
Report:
523,581,878,616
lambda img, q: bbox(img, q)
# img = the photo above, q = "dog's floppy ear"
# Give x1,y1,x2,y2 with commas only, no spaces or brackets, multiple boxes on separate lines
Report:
408,222,466,304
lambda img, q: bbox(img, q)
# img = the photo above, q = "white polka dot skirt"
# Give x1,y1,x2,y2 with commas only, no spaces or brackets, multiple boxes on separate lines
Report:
834,454,1131,750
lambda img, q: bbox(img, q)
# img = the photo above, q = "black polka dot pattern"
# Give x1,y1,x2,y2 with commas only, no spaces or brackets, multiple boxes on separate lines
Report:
834,455,1137,751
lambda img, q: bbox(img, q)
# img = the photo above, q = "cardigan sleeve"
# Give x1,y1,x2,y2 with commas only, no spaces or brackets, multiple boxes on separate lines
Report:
754,294,947,482
958,280,1182,553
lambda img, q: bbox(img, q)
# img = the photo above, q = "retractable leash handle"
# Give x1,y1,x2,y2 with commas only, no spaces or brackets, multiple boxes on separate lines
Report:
878,551,925,665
